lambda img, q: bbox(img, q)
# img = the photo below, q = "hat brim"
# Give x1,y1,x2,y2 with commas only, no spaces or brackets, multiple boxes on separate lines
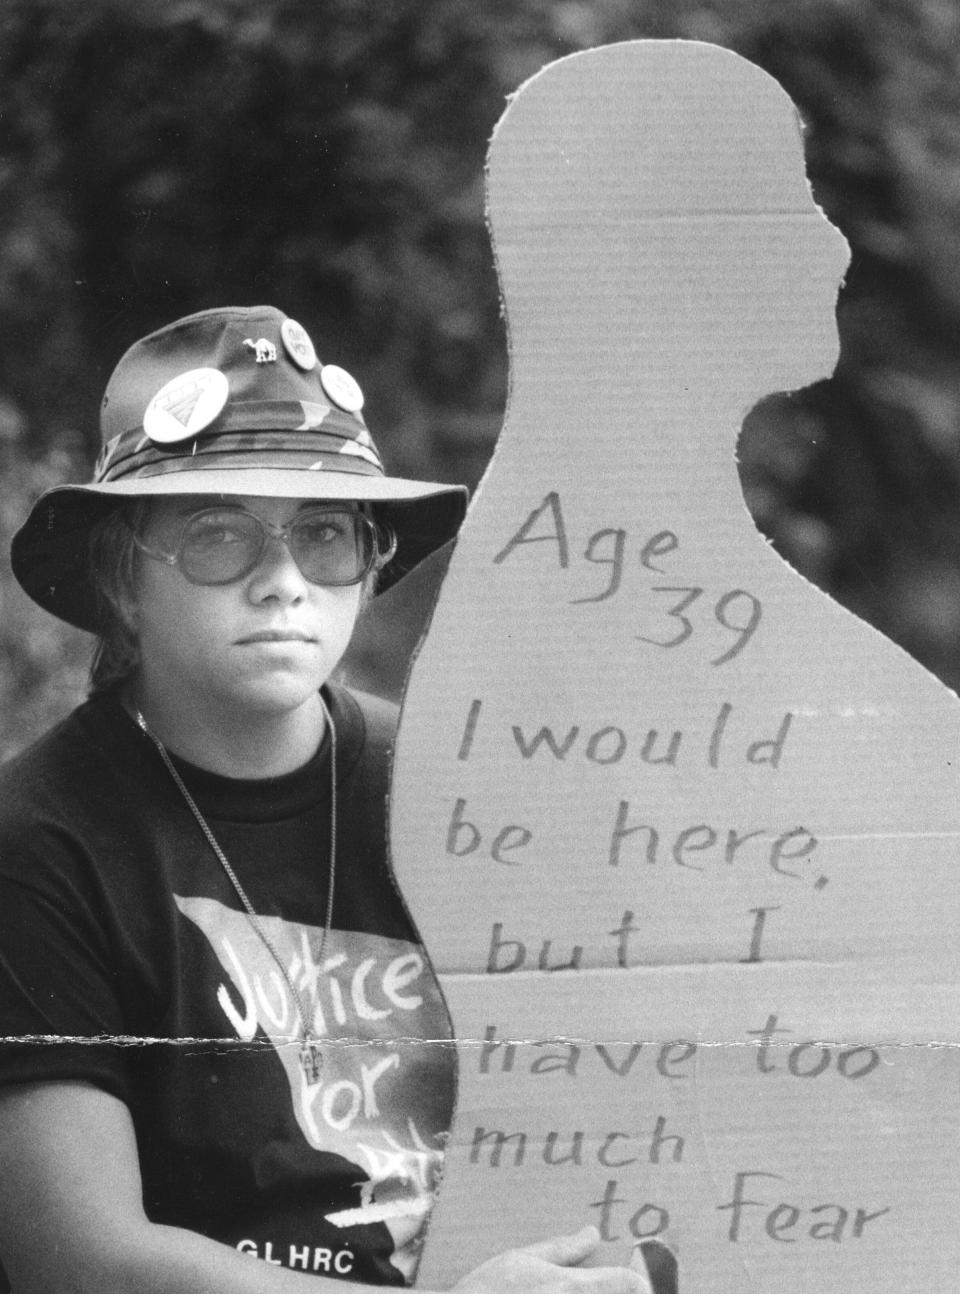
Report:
12,468,467,634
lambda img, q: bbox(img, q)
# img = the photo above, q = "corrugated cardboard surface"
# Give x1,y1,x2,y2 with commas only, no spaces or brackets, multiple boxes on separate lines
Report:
391,41,960,1290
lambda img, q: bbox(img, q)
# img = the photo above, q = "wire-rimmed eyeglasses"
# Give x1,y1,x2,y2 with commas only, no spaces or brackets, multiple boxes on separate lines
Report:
133,506,397,587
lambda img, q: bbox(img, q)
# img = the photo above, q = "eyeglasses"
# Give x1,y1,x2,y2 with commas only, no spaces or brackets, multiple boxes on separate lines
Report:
134,506,397,587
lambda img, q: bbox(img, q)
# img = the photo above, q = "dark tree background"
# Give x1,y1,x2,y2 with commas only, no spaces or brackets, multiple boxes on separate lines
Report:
3,0,960,757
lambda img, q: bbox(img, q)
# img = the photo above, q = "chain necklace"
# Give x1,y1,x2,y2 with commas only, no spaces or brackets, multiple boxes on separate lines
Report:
135,696,336,1086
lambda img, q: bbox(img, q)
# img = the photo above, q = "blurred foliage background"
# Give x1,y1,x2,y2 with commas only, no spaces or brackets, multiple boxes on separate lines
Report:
3,0,960,758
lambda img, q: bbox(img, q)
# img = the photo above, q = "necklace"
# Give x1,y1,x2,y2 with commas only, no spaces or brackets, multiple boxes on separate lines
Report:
135,697,336,1086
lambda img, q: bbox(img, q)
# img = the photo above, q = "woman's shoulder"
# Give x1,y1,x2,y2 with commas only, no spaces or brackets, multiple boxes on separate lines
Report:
328,680,399,746
0,694,136,825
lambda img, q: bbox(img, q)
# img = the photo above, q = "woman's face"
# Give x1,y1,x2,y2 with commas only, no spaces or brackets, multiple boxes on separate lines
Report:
131,495,365,723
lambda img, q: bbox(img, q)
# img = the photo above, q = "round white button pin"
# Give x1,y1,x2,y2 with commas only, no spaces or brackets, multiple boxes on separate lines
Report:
320,364,365,413
280,318,317,371
143,368,230,444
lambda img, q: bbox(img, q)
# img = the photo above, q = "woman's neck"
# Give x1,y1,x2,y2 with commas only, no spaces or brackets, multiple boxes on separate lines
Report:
123,679,327,779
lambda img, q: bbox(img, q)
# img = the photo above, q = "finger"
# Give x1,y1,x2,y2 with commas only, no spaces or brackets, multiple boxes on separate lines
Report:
583,1264,652,1294
627,1244,656,1294
518,1223,601,1266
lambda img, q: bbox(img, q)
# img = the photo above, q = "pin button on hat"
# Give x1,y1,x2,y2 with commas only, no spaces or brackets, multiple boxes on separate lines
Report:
320,364,364,413
143,368,230,444
281,318,317,371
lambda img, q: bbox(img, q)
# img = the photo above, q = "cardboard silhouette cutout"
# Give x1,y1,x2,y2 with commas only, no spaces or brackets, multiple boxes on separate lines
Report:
391,41,960,1292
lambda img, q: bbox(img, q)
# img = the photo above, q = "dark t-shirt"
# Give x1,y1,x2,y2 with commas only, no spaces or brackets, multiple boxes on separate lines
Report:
0,684,455,1287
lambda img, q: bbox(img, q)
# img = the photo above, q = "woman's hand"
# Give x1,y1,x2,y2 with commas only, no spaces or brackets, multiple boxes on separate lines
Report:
451,1225,652,1294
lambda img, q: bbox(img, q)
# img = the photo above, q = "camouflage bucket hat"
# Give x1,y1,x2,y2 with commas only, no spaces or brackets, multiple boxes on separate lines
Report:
12,305,467,632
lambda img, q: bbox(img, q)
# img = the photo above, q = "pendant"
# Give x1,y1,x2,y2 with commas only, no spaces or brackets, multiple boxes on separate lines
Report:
300,1031,324,1085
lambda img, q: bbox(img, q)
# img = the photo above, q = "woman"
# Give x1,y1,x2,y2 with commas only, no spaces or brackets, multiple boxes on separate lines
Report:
0,306,650,1294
